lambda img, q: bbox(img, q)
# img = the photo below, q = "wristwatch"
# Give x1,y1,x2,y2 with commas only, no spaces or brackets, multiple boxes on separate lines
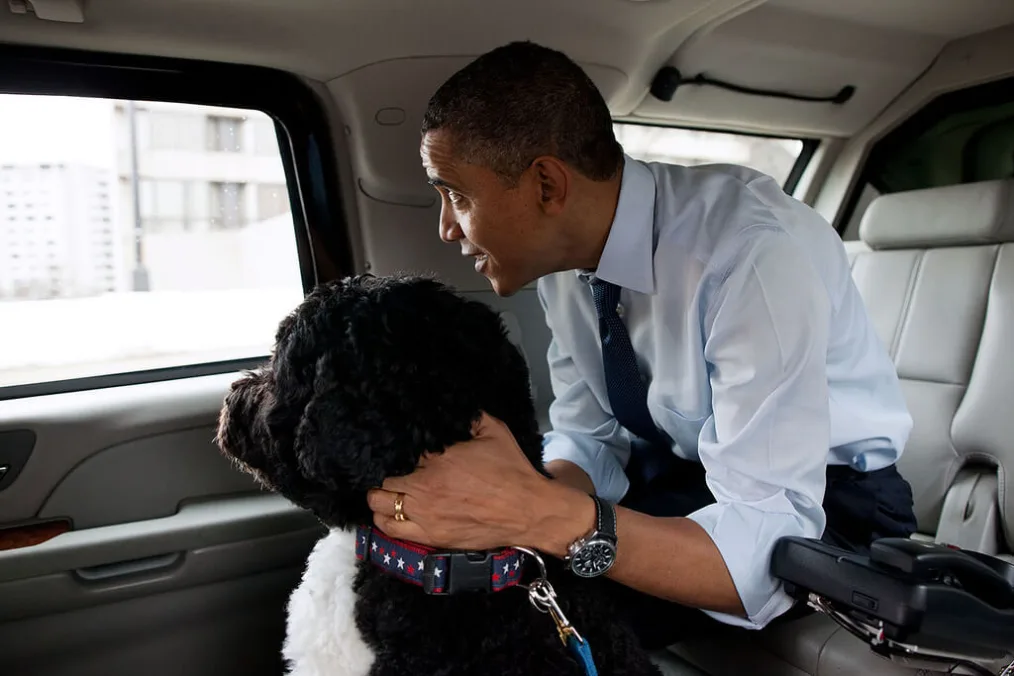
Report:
564,495,618,578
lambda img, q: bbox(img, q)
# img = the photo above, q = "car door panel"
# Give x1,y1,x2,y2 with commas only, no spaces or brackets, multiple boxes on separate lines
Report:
1,567,301,676
0,374,323,676
0,374,247,524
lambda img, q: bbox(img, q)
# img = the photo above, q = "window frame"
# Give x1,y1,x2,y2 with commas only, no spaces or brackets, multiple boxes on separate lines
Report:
611,120,819,194
834,74,1014,235
0,44,353,401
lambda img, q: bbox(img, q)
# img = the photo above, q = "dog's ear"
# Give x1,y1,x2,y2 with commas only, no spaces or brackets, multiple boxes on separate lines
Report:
293,391,400,497
215,370,278,491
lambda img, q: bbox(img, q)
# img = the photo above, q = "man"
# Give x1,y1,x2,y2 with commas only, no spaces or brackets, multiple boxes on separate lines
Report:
367,41,917,647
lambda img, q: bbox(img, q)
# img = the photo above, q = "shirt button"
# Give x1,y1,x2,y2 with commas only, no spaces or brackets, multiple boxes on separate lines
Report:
616,303,625,318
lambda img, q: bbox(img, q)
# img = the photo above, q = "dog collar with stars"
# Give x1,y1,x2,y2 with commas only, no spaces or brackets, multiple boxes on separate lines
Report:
355,524,526,595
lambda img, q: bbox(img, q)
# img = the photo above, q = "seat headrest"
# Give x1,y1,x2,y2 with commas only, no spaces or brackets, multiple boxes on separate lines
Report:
860,179,1014,250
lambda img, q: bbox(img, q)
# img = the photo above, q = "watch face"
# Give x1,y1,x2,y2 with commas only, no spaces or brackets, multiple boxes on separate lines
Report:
571,539,617,578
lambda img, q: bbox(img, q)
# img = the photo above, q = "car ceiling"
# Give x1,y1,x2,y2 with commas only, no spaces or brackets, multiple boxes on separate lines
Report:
1,0,1013,139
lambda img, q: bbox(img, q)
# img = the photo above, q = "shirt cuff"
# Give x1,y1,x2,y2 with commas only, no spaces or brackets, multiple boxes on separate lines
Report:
685,499,824,629
542,431,630,503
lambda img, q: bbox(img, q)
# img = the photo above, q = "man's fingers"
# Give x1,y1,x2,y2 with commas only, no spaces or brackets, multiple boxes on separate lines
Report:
366,488,399,516
368,485,424,525
373,513,427,542
380,474,414,494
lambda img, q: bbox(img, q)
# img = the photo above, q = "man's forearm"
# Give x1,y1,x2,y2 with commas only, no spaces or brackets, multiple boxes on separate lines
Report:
536,461,745,617
545,459,596,494
608,506,744,615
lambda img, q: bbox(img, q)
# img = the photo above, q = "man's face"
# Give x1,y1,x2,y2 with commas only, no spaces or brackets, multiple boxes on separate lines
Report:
420,130,545,296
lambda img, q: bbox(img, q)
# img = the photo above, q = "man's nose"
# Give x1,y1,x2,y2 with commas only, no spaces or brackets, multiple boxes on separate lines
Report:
439,204,463,243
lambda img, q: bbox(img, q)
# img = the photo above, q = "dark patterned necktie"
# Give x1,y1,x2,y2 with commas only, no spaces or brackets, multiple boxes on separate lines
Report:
590,279,673,488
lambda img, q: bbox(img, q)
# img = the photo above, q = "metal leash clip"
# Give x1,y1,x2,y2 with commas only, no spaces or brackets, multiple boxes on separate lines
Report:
512,546,598,675
515,547,585,645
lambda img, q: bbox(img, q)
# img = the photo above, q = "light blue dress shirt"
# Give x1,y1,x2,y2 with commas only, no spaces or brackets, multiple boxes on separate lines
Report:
537,155,913,629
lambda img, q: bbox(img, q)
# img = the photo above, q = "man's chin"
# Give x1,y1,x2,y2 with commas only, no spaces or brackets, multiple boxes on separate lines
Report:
486,273,521,298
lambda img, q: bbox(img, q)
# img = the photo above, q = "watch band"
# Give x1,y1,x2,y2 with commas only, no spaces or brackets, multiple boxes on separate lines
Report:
591,495,617,543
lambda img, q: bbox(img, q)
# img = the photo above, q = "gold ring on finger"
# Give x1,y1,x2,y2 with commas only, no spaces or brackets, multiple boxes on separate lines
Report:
393,493,408,522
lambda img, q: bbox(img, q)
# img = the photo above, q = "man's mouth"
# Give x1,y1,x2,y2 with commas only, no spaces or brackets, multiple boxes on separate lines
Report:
464,250,488,269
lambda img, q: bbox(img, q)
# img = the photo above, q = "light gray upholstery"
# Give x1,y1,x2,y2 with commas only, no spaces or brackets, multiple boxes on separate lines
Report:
676,179,1014,675
859,179,1014,250
853,243,996,533
952,243,1014,551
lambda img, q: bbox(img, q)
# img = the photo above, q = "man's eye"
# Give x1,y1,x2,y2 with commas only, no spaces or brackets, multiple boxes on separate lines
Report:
447,191,464,205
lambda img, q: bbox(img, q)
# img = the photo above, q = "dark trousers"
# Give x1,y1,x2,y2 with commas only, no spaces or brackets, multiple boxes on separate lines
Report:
615,452,918,650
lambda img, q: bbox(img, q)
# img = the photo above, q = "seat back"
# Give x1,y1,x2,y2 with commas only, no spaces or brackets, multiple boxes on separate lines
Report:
850,179,1014,551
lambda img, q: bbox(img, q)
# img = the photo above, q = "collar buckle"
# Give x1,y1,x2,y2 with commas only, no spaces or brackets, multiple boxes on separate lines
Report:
422,551,494,595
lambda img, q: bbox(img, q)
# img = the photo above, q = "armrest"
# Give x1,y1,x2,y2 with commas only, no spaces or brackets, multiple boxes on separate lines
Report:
0,493,318,581
771,536,1014,657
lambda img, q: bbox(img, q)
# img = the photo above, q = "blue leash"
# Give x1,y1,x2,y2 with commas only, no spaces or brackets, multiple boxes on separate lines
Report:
566,631,598,676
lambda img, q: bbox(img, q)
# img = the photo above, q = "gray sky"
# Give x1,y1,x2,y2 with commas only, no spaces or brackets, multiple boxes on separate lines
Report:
0,95,116,167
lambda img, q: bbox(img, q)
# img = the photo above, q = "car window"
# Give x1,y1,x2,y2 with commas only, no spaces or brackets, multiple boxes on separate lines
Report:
870,100,1014,195
0,95,304,389
613,123,808,188
840,75,1014,238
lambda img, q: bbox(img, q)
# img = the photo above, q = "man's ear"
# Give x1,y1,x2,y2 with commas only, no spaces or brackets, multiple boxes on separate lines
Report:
530,156,570,216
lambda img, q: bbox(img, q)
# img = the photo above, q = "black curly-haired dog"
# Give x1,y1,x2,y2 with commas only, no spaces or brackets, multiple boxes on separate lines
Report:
215,274,660,676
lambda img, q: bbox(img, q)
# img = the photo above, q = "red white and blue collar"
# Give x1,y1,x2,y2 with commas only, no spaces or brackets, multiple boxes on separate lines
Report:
355,524,526,595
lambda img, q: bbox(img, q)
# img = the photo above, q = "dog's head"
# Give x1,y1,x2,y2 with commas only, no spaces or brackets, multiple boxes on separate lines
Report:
215,274,543,529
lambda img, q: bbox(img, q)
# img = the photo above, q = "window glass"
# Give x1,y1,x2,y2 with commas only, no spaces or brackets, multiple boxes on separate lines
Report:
0,95,304,388
256,183,290,221
613,123,806,187
253,118,280,157
210,182,246,230
870,101,1014,195
840,77,1014,238
206,115,244,153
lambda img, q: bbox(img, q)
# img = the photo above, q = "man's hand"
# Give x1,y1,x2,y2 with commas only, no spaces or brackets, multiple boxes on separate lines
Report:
366,412,594,552
366,412,744,617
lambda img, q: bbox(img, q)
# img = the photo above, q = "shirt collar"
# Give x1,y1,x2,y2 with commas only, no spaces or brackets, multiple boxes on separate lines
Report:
578,154,657,295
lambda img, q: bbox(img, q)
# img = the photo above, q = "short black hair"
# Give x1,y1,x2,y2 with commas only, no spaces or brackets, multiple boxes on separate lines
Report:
422,41,623,184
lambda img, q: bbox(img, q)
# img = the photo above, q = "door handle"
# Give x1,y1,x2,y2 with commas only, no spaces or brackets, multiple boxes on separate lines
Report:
75,552,182,582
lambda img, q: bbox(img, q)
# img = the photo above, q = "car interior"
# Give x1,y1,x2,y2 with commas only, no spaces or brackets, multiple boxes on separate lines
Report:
1,0,1014,674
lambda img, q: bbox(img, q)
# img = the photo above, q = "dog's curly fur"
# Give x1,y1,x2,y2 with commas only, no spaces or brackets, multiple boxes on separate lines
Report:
216,274,660,676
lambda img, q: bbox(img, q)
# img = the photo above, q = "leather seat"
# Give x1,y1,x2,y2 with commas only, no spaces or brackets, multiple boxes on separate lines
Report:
673,178,1014,675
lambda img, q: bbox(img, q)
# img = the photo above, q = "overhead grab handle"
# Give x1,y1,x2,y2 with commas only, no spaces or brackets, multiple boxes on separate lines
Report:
650,66,855,105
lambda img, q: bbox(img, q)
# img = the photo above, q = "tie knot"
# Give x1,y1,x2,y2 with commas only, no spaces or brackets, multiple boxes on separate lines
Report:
591,279,621,318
